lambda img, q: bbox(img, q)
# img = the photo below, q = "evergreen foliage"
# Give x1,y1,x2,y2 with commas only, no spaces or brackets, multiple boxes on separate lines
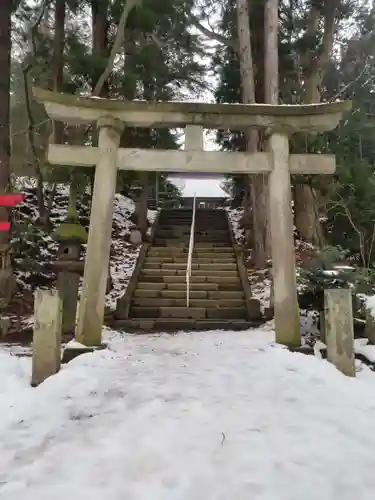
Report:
4,0,375,275
213,0,375,265
9,0,207,211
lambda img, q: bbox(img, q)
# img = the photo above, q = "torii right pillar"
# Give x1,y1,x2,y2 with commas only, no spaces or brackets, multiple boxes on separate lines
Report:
268,131,300,347
267,116,349,348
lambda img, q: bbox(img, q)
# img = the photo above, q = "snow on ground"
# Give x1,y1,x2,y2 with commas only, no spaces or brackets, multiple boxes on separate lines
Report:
354,338,375,363
364,295,375,317
1,328,375,499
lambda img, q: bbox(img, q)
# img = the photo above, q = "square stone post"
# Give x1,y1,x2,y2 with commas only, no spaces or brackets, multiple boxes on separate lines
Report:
31,289,62,386
324,288,355,377
76,116,124,346
268,132,301,347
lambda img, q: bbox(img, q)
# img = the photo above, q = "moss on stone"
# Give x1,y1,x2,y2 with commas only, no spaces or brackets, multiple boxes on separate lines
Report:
52,218,88,243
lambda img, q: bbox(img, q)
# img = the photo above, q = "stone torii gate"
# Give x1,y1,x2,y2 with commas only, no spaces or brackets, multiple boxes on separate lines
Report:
33,87,351,348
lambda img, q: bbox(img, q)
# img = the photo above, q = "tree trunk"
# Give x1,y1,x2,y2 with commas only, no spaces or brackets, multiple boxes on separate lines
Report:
294,184,317,242
0,0,11,210
294,184,325,246
43,0,66,230
88,0,109,195
264,0,278,105
52,0,65,144
264,0,278,253
92,0,109,97
236,0,268,268
0,0,17,309
87,0,109,192
91,0,113,294
294,1,337,245
264,0,279,309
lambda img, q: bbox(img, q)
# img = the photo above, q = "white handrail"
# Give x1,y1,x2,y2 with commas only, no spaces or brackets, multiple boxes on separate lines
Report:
186,194,196,307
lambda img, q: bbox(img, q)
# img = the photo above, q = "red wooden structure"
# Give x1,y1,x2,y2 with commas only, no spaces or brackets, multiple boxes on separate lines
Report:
0,193,24,232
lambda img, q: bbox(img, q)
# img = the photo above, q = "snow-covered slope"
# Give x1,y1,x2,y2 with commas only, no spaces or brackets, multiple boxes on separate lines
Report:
1,328,375,499
4,186,156,339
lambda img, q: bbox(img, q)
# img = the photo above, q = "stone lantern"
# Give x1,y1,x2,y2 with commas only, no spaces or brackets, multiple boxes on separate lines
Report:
52,208,87,336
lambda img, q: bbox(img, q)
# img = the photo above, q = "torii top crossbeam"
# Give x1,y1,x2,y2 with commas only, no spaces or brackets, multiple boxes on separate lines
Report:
33,87,351,133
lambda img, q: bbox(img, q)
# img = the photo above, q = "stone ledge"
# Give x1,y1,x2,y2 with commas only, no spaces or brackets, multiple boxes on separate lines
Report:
62,343,107,364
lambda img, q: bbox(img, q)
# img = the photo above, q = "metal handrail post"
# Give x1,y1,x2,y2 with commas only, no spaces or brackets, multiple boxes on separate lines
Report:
186,193,196,307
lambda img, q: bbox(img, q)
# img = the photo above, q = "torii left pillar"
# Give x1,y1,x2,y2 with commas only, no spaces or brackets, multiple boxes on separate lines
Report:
76,116,124,346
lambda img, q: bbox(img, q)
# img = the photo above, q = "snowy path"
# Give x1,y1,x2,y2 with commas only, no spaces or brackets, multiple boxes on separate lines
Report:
1,329,375,499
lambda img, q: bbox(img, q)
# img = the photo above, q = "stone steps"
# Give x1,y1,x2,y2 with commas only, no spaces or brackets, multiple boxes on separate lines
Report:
115,318,258,332
159,212,225,217
148,253,234,259
143,262,238,270
156,227,229,232
157,225,229,230
147,254,235,262
132,297,245,308
130,306,247,319
145,257,236,264
154,236,231,243
157,228,228,234
114,208,258,333
158,224,227,228
157,225,226,230
153,239,232,246
136,281,243,291
141,268,238,277
134,289,244,299
135,281,241,290
158,216,225,221
148,246,234,254
139,275,241,284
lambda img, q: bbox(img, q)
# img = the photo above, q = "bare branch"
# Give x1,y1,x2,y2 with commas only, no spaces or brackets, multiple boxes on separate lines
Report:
188,13,238,52
331,64,368,101
326,194,370,267
148,33,166,50
366,224,375,269
171,74,214,92
92,0,142,97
